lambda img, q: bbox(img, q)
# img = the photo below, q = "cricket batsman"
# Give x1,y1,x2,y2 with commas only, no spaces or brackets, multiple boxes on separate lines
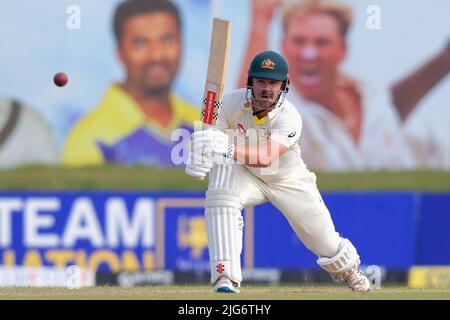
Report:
185,51,370,293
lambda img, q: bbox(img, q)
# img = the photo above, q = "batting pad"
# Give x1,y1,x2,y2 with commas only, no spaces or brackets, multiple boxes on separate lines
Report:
317,238,361,280
205,164,243,284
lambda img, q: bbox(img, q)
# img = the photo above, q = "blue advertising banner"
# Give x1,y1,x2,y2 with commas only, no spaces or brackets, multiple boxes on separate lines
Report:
0,192,159,272
0,191,448,272
253,193,417,270
416,193,450,265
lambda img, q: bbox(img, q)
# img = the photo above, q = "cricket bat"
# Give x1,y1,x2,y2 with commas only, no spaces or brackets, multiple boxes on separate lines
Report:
201,18,232,127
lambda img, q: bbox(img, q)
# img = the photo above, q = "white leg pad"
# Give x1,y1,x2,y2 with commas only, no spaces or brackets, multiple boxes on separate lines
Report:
317,238,361,280
205,164,243,285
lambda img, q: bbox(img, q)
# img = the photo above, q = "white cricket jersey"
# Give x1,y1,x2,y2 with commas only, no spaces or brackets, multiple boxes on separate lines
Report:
0,98,58,169
404,115,450,170
218,88,312,183
287,82,415,171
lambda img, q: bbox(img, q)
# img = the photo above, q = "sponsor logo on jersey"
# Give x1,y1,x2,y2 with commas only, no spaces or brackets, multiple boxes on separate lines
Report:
288,131,296,138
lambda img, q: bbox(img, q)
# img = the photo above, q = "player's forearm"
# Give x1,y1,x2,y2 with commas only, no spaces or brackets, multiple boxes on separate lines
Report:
233,142,274,167
391,42,450,121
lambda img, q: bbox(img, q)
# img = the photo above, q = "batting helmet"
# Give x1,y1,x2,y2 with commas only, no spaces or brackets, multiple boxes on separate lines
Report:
247,51,289,84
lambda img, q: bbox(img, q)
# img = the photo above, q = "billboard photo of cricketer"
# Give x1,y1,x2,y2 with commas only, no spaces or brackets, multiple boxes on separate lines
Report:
0,0,448,170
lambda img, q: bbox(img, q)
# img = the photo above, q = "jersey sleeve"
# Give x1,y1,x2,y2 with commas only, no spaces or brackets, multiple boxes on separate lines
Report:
269,108,302,148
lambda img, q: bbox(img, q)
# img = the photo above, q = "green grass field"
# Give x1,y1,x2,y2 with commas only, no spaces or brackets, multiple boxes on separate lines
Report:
0,285,448,300
0,166,449,191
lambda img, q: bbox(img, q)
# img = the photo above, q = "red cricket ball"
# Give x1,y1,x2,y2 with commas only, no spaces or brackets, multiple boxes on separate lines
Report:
54,72,68,87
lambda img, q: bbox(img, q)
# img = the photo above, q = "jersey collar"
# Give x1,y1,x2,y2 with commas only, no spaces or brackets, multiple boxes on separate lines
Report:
245,101,283,125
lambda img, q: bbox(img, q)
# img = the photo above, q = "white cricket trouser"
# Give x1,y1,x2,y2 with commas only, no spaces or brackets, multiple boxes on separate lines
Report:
235,164,341,258
205,163,343,285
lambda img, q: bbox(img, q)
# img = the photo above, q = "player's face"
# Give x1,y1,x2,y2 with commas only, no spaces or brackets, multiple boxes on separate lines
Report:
118,12,181,96
251,78,284,112
282,13,346,100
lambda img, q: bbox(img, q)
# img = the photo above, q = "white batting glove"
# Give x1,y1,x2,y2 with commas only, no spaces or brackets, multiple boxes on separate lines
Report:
185,129,235,180
185,145,214,180
185,162,209,180
191,128,229,156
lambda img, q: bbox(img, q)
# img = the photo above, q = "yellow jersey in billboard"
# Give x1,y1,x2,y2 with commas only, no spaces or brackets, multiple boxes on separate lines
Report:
61,84,199,166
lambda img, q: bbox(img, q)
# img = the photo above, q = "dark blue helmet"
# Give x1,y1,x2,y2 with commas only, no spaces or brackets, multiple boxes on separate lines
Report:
248,50,289,82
